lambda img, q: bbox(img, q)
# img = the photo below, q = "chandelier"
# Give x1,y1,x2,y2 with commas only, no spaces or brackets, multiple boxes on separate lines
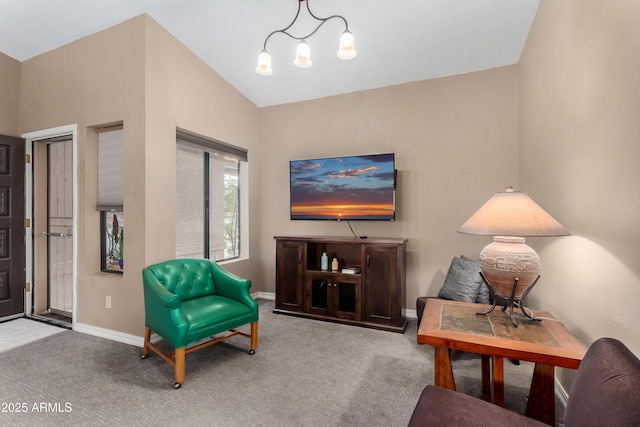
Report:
255,0,357,75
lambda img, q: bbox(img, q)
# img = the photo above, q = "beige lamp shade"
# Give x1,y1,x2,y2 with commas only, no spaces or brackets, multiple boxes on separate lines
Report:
457,188,569,237
458,188,569,304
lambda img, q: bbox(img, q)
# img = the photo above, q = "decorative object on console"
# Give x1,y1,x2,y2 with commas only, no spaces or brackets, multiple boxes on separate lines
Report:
321,252,328,271
331,257,339,272
457,187,569,326
255,0,356,75
341,266,361,274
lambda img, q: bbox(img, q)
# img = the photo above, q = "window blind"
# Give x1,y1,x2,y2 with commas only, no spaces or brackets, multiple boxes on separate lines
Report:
97,128,124,211
176,128,248,162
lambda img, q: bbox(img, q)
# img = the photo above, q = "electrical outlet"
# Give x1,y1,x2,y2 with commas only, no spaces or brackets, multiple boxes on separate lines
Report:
106,296,112,309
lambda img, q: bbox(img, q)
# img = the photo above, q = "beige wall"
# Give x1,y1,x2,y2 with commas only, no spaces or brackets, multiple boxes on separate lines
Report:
258,66,520,307
519,0,640,387
0,52,20,136
18,15,258,336
142,15,260,282
20,16,147,335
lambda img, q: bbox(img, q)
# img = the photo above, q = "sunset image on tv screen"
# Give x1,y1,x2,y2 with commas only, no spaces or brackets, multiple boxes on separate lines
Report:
290,153,395,220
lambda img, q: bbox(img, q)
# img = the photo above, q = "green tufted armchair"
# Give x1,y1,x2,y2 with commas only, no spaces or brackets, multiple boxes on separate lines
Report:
141,258,258,388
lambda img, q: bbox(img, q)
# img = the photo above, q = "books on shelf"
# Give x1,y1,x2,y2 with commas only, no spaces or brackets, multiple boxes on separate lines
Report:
341,266,361,274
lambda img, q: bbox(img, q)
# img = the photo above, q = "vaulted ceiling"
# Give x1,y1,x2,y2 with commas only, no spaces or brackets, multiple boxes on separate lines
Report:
0,0,539,107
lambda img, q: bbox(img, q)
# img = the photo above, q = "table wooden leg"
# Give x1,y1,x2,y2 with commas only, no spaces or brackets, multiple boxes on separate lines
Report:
526,363,555,426
434,346,456,390
492,356,505,407
481,355,491,401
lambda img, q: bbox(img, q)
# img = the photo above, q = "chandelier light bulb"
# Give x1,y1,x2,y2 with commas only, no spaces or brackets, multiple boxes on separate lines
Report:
255,0,356,74
337,30,357,60
255,50,273,75
293,40,312,68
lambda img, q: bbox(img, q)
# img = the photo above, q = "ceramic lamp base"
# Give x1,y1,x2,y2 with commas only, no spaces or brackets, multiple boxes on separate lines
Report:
477,236,540,299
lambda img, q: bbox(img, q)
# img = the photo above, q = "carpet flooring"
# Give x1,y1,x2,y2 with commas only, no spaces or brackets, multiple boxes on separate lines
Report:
0,300,565,426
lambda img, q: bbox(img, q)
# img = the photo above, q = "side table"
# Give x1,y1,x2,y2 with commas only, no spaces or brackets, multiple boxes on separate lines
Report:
418,299,586,425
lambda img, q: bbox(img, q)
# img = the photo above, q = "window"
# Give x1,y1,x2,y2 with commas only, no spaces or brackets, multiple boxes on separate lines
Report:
97,126,124,273
102,211,124,271
176,129,247,261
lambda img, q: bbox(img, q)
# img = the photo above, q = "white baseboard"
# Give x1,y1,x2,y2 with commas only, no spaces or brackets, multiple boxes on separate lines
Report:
73,322,144,347
252,291,275,300
404,308,417,320
555,377,569,407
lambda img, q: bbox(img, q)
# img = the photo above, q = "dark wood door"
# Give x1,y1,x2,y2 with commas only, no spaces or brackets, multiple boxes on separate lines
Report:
306,272,332,317
363,244,401,327
275,240,305,312
333,275,360,320
0,135,25,318
306,271,360,320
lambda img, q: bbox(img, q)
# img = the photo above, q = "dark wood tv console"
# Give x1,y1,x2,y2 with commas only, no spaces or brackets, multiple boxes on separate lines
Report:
274,236,407,333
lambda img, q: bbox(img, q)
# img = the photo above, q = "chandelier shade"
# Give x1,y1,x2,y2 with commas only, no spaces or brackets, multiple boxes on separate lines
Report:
256,0,356,74
337,30,357,60
294,40,312,68
255,50,273,75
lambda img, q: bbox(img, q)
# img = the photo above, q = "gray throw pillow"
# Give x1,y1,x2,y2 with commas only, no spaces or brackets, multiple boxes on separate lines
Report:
461,255,490,304
475,281,491,304
438,256,483,303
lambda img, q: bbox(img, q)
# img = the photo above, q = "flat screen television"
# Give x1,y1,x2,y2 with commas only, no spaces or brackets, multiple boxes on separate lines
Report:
290,153,396,221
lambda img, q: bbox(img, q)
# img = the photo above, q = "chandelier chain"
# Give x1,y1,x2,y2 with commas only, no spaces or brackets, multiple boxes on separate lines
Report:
262,0,349,50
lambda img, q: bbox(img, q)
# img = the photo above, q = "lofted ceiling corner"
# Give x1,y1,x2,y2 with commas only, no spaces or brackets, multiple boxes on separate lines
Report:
0,0,539,107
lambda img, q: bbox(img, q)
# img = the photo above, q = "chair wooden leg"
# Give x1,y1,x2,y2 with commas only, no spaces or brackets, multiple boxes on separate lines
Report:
249,321,258,354
141,327,151,358
175,347,186,387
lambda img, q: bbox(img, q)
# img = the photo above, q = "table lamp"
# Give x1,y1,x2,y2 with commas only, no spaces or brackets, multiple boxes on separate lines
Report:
457,187,569,326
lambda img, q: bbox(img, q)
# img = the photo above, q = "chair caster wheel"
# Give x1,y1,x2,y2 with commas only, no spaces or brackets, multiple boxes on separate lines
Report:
141,354,148,359
248,349,255,355
174,382,181,389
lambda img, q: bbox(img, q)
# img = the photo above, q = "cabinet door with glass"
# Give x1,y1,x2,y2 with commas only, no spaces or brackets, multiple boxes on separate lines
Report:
306,272,361,321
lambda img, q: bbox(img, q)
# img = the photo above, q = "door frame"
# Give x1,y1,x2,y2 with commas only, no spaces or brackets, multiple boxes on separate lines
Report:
22,124,78,328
